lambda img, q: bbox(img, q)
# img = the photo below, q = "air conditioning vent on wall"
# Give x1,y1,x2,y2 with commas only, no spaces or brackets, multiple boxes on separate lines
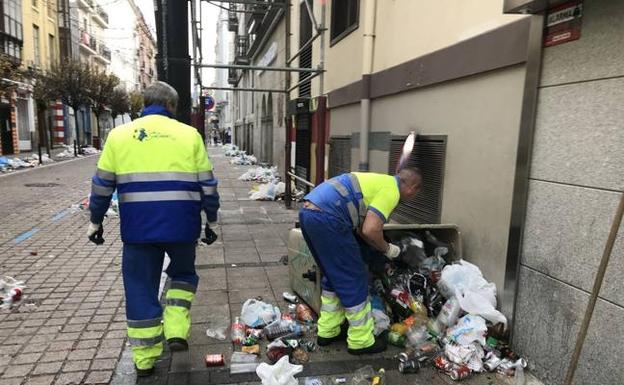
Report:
388,135,447,224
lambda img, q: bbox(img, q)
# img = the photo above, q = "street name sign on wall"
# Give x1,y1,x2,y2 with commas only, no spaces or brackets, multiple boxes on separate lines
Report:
544,0,583,47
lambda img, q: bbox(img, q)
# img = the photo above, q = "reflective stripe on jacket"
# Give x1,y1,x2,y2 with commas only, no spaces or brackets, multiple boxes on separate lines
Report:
89,113,219,243
304,172,400,228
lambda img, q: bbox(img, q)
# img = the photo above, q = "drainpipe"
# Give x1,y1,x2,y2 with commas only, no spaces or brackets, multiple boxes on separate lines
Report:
359,0,377,171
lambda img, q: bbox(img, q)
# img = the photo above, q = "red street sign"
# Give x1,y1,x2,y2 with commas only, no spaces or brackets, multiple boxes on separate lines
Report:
544,0,583,47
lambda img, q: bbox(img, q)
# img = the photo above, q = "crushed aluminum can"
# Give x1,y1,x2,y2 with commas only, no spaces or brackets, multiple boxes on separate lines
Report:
449,365,471,381
204,354,225,367
282,292,299,303
398,359,420,374
333,378,346,384
433,355,453,372
484,352,502,372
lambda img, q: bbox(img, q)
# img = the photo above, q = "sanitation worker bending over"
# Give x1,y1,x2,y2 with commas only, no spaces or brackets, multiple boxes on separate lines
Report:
86,81,220,376
299,169,422,355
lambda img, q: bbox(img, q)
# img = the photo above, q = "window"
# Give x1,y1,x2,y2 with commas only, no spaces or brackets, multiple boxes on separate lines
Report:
330,0,359,44
48,34,55,66
33,25,40,67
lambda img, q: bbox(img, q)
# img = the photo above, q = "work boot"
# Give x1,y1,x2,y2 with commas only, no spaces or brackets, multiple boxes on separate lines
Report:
167,338,189,351
317,322,348,346
347,334,387,355
135,365,154,377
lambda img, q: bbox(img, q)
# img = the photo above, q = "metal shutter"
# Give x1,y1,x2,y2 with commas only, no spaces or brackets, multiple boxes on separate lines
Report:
328,136,351,177
295,113,311,191
388,135,446,224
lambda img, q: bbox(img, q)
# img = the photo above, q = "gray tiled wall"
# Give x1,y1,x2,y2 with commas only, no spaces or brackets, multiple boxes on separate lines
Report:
513,1,624,384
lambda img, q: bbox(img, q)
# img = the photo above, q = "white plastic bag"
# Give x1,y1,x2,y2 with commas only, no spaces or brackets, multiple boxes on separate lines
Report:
445,314,488,346
455,287,507,329
256,355,303,385
240,298,281,328
371,309,390,336
438,260,507,329
445,342,485,372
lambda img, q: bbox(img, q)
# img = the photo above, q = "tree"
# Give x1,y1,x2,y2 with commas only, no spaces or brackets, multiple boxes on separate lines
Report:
128,91,143,120
31,71,60,154
109,87,130,125
49,59,94,153
0,54,24,95
89,70,119,138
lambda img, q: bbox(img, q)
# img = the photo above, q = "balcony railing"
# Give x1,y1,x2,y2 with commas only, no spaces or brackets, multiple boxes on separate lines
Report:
234,35,249,65
95,5,109,25
79,29,98,52
99,45,111,61
228,5,238,32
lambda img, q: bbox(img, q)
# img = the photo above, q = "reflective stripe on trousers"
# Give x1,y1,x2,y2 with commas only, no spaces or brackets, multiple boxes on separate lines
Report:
318,290,346,339
127,317,164,370
344,300,375,349
163,282,196,340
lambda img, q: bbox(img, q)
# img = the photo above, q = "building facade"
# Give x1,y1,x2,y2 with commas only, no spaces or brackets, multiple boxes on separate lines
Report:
210,7,233,143
0,0,23,155
136,13,155,91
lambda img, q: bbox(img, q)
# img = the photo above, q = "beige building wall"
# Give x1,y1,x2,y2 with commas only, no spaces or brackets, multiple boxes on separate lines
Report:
373,0,523,73
22,0,59,71
369,65,526,291
317,0,524,93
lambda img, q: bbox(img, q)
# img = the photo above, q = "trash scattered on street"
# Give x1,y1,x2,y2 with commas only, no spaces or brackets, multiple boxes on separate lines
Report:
256,355,303,385
0,276,25,309
231,153,257,165
230,351,261,374
82,146,100,155
304,378,324,385
282,292,299,303
206,325,228,341
249,182,286,201
204,354,225,367
240,166,281,183
241,298,281,328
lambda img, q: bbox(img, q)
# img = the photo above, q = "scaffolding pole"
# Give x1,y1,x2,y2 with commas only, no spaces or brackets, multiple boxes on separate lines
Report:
203,86,287,93
196,63,323,73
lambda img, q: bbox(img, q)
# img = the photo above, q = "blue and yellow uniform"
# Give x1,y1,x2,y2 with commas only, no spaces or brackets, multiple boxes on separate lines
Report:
89,105,219,370
299,172,399,350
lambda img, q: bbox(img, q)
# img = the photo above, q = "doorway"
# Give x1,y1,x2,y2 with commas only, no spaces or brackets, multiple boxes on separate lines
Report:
0,106,14,155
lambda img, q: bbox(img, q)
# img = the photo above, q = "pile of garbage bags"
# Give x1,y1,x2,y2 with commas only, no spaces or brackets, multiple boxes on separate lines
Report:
231,154,257,166
370,230,525,381
0,276,25,310
239,166,281,184
249,182,286,201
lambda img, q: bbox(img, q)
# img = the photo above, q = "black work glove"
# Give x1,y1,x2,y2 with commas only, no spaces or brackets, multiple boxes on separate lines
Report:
201,224,218,245
87,223,105,245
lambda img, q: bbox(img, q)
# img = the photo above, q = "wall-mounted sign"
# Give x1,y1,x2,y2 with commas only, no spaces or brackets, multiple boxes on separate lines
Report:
544,0,583,47
204,96,215,111
258,42,278,75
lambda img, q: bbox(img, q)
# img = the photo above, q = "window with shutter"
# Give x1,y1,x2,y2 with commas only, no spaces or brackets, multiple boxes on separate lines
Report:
388,135,447,224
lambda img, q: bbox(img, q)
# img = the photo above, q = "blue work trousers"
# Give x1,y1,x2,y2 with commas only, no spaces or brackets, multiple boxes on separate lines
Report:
122,242,199,320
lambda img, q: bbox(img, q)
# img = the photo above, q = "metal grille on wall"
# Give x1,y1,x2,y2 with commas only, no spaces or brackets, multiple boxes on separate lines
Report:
295,114,311,191
388,135,447,224
328,136,351,177
298,1,313,97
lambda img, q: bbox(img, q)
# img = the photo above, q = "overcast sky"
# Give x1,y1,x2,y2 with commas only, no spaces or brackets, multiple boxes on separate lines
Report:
133,0,219,86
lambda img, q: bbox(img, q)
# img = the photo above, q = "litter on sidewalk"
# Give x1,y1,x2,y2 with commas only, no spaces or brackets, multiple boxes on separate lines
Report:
0,276,25,309
239,166,281,183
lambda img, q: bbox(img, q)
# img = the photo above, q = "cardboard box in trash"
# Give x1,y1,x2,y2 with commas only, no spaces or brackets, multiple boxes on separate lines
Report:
288,223,463,314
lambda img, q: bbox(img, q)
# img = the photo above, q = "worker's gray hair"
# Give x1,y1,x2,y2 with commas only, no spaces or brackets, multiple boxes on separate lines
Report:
143,81,178,112
399,167,423,187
